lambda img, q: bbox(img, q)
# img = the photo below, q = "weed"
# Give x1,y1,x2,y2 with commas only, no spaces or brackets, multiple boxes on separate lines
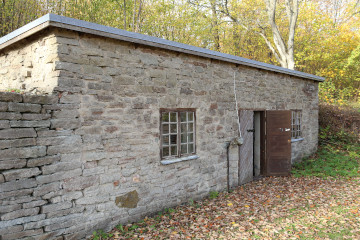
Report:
129,224,139,231
115,223,124,233
209,191,219,199
92,230,113,240
6,88,22,93
164,207,175,213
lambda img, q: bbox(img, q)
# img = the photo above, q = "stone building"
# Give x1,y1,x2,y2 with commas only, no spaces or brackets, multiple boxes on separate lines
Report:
0,14,324,239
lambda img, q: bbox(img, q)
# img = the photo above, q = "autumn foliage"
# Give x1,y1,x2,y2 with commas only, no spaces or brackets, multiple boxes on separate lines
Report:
1,0,360,105
91,177,360,239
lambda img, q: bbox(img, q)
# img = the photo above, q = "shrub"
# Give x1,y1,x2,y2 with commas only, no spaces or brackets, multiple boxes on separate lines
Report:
319,103,360,144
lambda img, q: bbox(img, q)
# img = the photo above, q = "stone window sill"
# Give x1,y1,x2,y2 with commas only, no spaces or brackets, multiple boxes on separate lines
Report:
161,155,199,165
291,138,304,143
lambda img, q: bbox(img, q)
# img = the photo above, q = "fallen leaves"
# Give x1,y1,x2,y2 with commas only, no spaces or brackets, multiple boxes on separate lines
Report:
93,176,360,240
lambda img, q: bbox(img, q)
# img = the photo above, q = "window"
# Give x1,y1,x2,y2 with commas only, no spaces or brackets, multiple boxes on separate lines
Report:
291,110,302,139
160,109,196,159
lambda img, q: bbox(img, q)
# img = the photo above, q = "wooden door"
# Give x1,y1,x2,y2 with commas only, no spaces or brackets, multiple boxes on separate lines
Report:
265,110,292,176
239,110,254,185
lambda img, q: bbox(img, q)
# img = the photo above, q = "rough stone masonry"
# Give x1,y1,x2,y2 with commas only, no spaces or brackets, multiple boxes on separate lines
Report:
0,17,320,239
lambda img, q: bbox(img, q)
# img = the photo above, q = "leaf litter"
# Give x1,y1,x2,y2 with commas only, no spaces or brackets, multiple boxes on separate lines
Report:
93,176,360,239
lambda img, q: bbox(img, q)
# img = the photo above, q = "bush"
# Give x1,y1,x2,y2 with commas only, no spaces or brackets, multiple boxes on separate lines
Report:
292,104,360,178
319,103,360,144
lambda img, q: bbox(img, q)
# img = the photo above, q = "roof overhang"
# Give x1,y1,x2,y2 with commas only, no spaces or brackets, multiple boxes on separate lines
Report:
0,14,325,82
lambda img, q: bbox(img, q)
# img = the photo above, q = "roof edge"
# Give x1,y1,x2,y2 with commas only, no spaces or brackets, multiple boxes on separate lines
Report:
0,14,325,82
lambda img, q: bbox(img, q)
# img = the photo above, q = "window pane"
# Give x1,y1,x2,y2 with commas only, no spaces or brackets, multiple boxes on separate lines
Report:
171,146,177,155
188,123,194,132
170,124,177,133
188,143,194,153
162,135,169,146
181,123,187,133
170,135,177,145
163,147,169,156
189,133,194,142
162,112,169,122
170,112,177,122
188,112,193,121
180,112,187,122
181,144,187,154
181,134,187,143
163,124,169,134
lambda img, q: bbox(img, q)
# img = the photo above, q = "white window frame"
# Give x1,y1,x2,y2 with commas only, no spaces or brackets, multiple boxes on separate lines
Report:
291,110,302,140
160,109,196,160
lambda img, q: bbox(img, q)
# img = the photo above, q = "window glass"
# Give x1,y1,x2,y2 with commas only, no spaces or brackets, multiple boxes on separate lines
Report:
163,124,169,134
162,113,169,122
160,110,196,159
180,112,187,122
291,110,302,139
163,147,169,156
170,112,177,122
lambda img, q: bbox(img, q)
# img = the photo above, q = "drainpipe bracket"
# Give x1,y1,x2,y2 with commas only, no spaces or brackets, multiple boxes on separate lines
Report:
231,137,243,146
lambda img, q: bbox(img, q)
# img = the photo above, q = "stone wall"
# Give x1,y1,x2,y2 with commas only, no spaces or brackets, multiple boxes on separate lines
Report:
0,30,59,94
0,91,86,239
0,27,319,239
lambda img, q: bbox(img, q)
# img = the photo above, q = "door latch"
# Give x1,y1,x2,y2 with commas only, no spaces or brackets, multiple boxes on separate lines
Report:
247,129,255,132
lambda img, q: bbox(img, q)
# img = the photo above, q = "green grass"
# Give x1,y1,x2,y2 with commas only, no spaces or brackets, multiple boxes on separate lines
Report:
292,142,360,179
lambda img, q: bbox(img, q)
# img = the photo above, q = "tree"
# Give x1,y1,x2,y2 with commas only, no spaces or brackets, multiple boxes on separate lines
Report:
0,0,43,37
189,0,299,69
221,0,299,69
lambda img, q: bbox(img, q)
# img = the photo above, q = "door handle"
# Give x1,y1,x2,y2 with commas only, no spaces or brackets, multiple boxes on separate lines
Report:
285,128,290,132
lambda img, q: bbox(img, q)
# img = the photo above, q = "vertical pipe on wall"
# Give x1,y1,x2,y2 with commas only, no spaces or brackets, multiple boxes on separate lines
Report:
226,142,230,193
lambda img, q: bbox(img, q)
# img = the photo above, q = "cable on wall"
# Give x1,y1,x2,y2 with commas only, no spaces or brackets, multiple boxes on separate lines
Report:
233,71,242,139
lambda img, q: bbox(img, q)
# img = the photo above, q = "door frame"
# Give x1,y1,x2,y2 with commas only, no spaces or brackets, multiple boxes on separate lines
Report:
239,109,266,178
239,109,292,177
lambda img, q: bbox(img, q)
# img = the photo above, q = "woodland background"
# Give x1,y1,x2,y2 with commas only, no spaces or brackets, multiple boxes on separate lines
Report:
0,3,359,238
0,0,360,107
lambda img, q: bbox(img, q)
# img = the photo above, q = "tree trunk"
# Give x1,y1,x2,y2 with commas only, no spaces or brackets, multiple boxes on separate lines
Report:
123,0,127,30
210,0,221,51
263,0,298,70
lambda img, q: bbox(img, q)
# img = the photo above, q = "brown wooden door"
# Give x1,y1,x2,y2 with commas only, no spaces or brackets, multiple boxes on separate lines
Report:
265,110,291,176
